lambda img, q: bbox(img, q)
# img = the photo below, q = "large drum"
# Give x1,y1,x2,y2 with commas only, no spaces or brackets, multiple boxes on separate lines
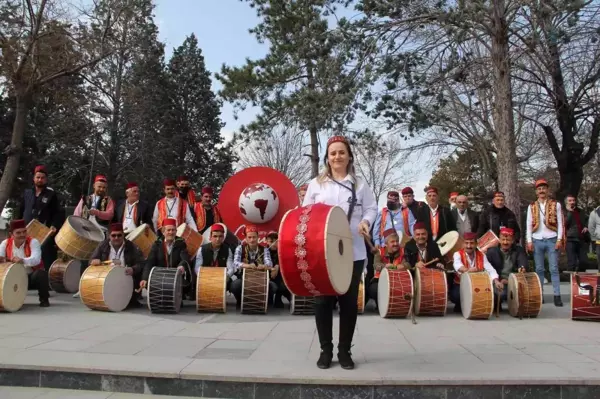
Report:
177,223,204,257
437,231,463,265
203,223,239,249
0,263,28,313
460,272,494,320
126,224,156,259
396,230,411,247
196,267,227,313
147,267,182,314
377,268,413,318
241,268,269,314
56,216,105,260
357,273,365,314
571,273,600,321
26,219,52,246
478,230,499,252
508,272,542,318
290,295,315,315
415,268,448,316
49,259,80,293
79,265,133,312
279,204,353,296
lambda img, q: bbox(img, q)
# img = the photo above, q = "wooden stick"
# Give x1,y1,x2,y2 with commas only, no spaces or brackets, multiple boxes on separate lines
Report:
423,258,440,267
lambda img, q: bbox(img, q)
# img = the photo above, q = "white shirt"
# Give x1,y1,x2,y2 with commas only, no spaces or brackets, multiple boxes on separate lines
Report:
194,245,236,277
0,238,42,274
109,243,125,266
453,250,499,281
303,175,378,262
123,201,138,233
152,197,198,232
457,209,467,222
526,200,563,243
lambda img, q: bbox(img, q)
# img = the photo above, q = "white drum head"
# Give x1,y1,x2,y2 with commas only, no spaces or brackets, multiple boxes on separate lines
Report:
67,216,105,241
1,264,28,312
324,206,353,295
378,268,391,317
127,224,148,240
104,267,133,312
460,273,473,319
176,223,187,237
63,260,81,293
437,231,459,256
202,223,228,243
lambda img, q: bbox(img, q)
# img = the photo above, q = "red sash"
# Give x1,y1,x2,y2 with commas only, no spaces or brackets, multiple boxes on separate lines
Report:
122,202,138,225
402,207,411,236
157,198,187,229
375,247,404,278
6,237,43,271
454,249,484,284
194,203,222,231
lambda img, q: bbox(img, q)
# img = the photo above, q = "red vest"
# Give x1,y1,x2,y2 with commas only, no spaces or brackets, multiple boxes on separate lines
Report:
375,247,404,279
156,197,188,229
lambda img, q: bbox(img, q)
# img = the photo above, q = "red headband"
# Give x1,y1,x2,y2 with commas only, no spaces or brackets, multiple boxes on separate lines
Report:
10,219,26,231
449,192,459,198
535,179,548,188
177,176,189,182
382,228,398,240
494,191,505,198
426,186,438,194
34,165,47,175
499,227,514,236
327,135,349,147
387,191,399,197
245,225,258,234
413,222,427,231
299,184,308,191
211,224,224,233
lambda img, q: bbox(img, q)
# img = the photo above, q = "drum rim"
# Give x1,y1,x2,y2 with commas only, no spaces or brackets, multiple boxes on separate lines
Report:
460,271,493,319
437,231,462,256
127,223,152,240
49,259,80,293
323,206,353,295
64,215,105,241
508,272,542,318
377,267,390,317
277,208,295,295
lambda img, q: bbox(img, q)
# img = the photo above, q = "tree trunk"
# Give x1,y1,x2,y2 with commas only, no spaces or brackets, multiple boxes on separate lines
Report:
557,164,583,203
306,61,320,178
490,1,520,217
0,93,30,214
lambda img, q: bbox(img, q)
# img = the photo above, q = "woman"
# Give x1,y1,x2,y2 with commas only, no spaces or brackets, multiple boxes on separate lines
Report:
302,135,377,370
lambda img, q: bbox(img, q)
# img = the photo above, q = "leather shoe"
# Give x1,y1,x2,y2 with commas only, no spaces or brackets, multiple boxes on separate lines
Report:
554,295,563,307
317,351,333,369
337,350,355,370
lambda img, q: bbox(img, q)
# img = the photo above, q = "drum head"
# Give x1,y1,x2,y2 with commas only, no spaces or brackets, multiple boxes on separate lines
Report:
0,263,28,312
67,216,105,241
176,223,187,237
377,268,391,317
324,206,353,295
507,273,519,316
459,273,473,319
437,231,459,256
63,260,81,293
127,224,148,240
104,267,133,312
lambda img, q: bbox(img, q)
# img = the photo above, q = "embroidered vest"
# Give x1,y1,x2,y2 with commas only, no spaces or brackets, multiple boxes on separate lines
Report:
156,197,187,229
530,200,559,232
6,237,43,271
194,203,222,231
375,247,404,279
86,195,111,227
454,249,484,284
241,244,264,265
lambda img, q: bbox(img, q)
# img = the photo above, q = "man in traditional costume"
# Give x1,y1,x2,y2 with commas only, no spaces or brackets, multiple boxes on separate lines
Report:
449,192,459,210
18,165,63,271
416,186,456,241
153,179,197,233
0,219,50,307
526,179,564,307
485,227,528,308
74,174,115,234
477,191,521,242
400,187,423,232
451,232,502,313
373,191,415,249
564,194,589,273
452,194,479,237
176,175,196,208
193,186,222,235
266,231,290,308
89,223,145,308
402,222,444,270
368,228,407,308
113,182,154,234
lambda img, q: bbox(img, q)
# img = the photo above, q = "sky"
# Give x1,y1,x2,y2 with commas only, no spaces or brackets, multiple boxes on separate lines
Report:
153,0,433,203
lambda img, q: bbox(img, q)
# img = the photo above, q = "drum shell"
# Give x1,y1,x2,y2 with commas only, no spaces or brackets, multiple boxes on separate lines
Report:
196,266,227,313
126,224,156,259
80,265,133,312
49,259,81,293
415,268,447,316
377,268,413,318
437,231,464,264
26,220,52,246
357,273,365,314
290,295,315,315
478,230,499,252
177,224,204,257
56,216,105,260
241,268,269,315
460,272,493,320
508,272,542,318
0,263,28,313
147,267,182,314
571,273,600,321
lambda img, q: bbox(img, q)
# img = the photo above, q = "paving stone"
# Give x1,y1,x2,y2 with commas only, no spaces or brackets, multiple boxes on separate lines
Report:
194,348,255,360
136,337,214,358
207,339,262,350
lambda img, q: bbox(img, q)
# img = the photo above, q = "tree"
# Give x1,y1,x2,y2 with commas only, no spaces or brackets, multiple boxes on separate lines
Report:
0,0,119,212
216,0,372,177
352,131,414,204
236,124,311,187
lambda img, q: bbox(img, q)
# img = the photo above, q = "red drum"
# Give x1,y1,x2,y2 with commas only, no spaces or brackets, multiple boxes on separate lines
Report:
278,204,353,297
415,268,448,316
377,268,413,318
478,230,499,252
571,273,600,321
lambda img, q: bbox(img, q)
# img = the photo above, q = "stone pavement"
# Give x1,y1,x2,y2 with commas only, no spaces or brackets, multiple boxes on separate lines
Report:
0,386,204,398
0,281,598,398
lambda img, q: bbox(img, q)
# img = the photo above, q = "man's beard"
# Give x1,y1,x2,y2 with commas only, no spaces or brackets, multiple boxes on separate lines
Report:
179,187,190,196
387,201,399,211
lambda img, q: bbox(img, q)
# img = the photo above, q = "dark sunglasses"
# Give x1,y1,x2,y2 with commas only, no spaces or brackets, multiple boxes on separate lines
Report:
110,234,123,238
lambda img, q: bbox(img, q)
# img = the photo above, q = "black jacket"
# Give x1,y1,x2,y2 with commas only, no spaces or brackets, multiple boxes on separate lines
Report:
477,205,521,242
113,200,154,231
143,238,190,281
90,239,145,275
199,243,232,268
486,245,528,280
416,204,456,240
403,239,443,267
19,187,64,229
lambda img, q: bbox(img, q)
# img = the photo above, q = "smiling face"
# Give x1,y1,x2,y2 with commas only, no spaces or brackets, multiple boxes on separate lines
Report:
164,185,176,198
126,186,140,203
327,142,350,174
385,234,400,254
414,228,428,246
163,225,176,241
499,233,513,250
464,239,476,254
94,181,107,196
109,230,124,247
536,184,548,199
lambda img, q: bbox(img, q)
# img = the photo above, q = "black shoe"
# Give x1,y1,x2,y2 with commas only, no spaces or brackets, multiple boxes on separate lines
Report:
274,298,284,308
454,305,462,313
39,300,50,307
127,299,142,309
554,296,563,307
337,349,355,370
317,351,333,369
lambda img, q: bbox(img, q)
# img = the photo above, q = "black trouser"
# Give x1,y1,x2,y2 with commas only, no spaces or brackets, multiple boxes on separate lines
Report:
41,238,58,272
29,269,49,302
567,240,587,272
315,260,363,352
367,279,378,307
272,274,291,301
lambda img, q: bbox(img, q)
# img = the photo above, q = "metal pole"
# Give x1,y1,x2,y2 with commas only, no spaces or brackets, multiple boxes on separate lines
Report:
87,129,101,195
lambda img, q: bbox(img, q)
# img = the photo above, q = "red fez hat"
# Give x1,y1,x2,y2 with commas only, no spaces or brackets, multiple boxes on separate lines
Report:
464,232,478,241
245,224,259,234
202,186,214,195
126,182,138,190
34,165,47,175
177,176,189,182
382,228,398,240
326,135,349,148
163,178,176,187
413,222,427,231
499,227,514,236
493,191,505,198
535,179,548,188
109,223,123,233
299,184,308,191
426,186,438,194
401,187,414,195
211,224,225,233
387,191,399,197
10,219,26,231
449,192,459,198
162,218,177,227
94,175,107,183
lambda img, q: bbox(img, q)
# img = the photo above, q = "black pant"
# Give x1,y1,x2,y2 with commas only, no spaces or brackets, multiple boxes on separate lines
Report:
567,240,587,272
315,260,363,352
367,279,378,307
41,238,58,272
29,269,49,302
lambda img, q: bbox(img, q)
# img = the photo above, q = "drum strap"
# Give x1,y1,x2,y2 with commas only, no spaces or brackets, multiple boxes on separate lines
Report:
331,180,356,222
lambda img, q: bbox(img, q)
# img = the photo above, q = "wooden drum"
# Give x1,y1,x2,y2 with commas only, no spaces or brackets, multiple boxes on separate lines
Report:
177,223,203,257
460,272,494,320
357,273,365,314
196,266,227,313
147,267,182,314
79,265,133,312
290,295,315,315
0,263,28,313
478,230,499,252
571,273,600,321
415,268,448,316
26,219,52,246
126,224,156,259
437,231,463,265
508,272,542,318
241,268,269,314
377,268,413,318
49,259,80,293
279,204,353,296
56,216,104,260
